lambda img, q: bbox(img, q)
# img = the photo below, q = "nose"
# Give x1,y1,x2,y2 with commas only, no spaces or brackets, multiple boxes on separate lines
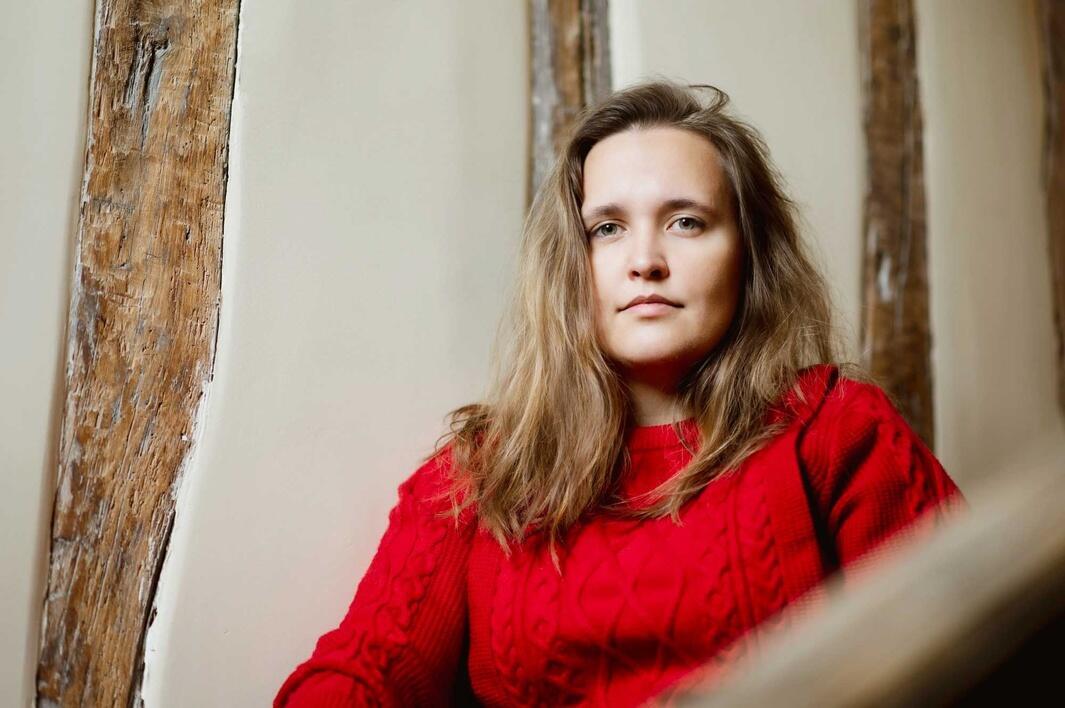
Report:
628,228,669,280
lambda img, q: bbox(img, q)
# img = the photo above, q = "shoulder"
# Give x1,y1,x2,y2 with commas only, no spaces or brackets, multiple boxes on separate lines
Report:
400,444,455,498
793,367,965,518
771,363,842,426
800,366,918,451
784,364,948,492
784,370,967,573
776,363,901,431
794,363,912,472
394,442,476,526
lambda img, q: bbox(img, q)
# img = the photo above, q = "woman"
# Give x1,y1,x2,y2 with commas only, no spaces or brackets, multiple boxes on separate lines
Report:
274,81,965,707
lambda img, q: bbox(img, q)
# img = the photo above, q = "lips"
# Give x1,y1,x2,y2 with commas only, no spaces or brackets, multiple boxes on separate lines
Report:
622,294,681,311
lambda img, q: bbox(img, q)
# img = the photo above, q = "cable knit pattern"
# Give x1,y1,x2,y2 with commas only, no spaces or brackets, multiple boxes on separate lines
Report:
275,365,966,707
488,545,534,704
733,460,787,634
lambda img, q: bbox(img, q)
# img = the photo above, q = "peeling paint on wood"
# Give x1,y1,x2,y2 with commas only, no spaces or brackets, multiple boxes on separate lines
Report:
1039,0,1065,419
858,0,935,447
528,0,611,201
35,1,240,706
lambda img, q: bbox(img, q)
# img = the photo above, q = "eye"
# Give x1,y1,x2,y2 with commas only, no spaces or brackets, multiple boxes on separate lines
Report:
672,216,704,232
590,222,620,238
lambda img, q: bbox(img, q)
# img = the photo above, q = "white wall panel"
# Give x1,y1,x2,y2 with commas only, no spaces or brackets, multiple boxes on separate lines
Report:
143,2,528,704
917,0,1065,481
0,4,92,705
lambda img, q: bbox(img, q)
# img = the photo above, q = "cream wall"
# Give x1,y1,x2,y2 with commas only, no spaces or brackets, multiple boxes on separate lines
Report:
916,0,1065,483
0,4,92,706
141,2,528,705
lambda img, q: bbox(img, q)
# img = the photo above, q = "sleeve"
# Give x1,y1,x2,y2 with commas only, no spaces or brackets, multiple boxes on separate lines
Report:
797,376,967,579
273,448,476,707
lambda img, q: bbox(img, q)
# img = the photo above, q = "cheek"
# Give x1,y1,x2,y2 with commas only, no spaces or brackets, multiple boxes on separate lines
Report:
586,265,607,345
588,253,613,315
692,256,743,319
717,264,744,307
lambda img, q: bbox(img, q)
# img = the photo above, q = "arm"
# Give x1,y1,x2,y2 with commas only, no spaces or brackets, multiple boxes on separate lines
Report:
274,448,475,707
798,376,967,577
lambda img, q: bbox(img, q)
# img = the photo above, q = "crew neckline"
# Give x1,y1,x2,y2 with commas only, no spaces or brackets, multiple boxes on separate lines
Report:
624,417,700,451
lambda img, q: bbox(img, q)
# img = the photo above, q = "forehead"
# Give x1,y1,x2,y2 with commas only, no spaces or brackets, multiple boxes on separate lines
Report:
581,126,728,212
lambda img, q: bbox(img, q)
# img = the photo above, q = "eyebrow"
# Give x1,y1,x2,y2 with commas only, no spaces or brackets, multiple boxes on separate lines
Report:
581,198,718,224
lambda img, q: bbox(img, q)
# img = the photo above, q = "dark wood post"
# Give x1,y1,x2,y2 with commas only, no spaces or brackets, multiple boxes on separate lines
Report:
858,0,935,446
36,1,240,705
528,0,611,202
1039,0,1065,419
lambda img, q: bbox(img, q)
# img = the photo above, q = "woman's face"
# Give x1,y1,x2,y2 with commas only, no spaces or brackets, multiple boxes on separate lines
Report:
582,126,744,387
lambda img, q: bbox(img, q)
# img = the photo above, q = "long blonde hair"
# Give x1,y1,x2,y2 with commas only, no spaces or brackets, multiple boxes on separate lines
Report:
434,80,855,559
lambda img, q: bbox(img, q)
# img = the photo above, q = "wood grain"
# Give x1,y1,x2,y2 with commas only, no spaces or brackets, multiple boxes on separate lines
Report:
528,0,611,201
1040,0,1065,419
857,0,935,447
36,1,239,705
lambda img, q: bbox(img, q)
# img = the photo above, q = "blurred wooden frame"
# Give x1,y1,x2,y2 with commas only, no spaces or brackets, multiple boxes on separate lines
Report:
665,460,1064,707
1042,0,1065,417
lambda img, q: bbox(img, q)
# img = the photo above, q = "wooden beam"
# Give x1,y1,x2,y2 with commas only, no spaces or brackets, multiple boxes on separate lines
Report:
528,0,611,201
1040,0,1065,419
857,0,935,447
663,464,1064,707
35,1,239,705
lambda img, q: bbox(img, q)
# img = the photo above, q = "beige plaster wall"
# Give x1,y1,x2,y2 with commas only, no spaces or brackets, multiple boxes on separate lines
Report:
141,2,528,705
0,4,92,705
916,0,1065,483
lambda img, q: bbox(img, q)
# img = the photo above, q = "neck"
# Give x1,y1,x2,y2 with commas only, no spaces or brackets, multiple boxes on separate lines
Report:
624,366,689,426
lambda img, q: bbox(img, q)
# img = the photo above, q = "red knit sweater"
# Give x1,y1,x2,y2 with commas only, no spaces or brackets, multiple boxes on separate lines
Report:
274,365,965,706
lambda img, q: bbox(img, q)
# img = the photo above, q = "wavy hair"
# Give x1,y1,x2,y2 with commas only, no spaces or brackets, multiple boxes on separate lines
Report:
433,80,860,562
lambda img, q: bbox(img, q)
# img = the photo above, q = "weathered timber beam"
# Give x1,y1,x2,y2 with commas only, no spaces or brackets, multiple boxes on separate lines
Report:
528,0,611,201
857,0,935,447
1040,0,1065,419
36,1,239,706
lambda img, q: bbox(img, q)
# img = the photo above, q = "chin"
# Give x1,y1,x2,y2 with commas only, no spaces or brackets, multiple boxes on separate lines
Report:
611,348,695,373
606,336,718,377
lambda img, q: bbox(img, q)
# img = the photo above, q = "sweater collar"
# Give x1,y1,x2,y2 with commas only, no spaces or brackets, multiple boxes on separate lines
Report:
624,417,700,451
619,365,839,453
